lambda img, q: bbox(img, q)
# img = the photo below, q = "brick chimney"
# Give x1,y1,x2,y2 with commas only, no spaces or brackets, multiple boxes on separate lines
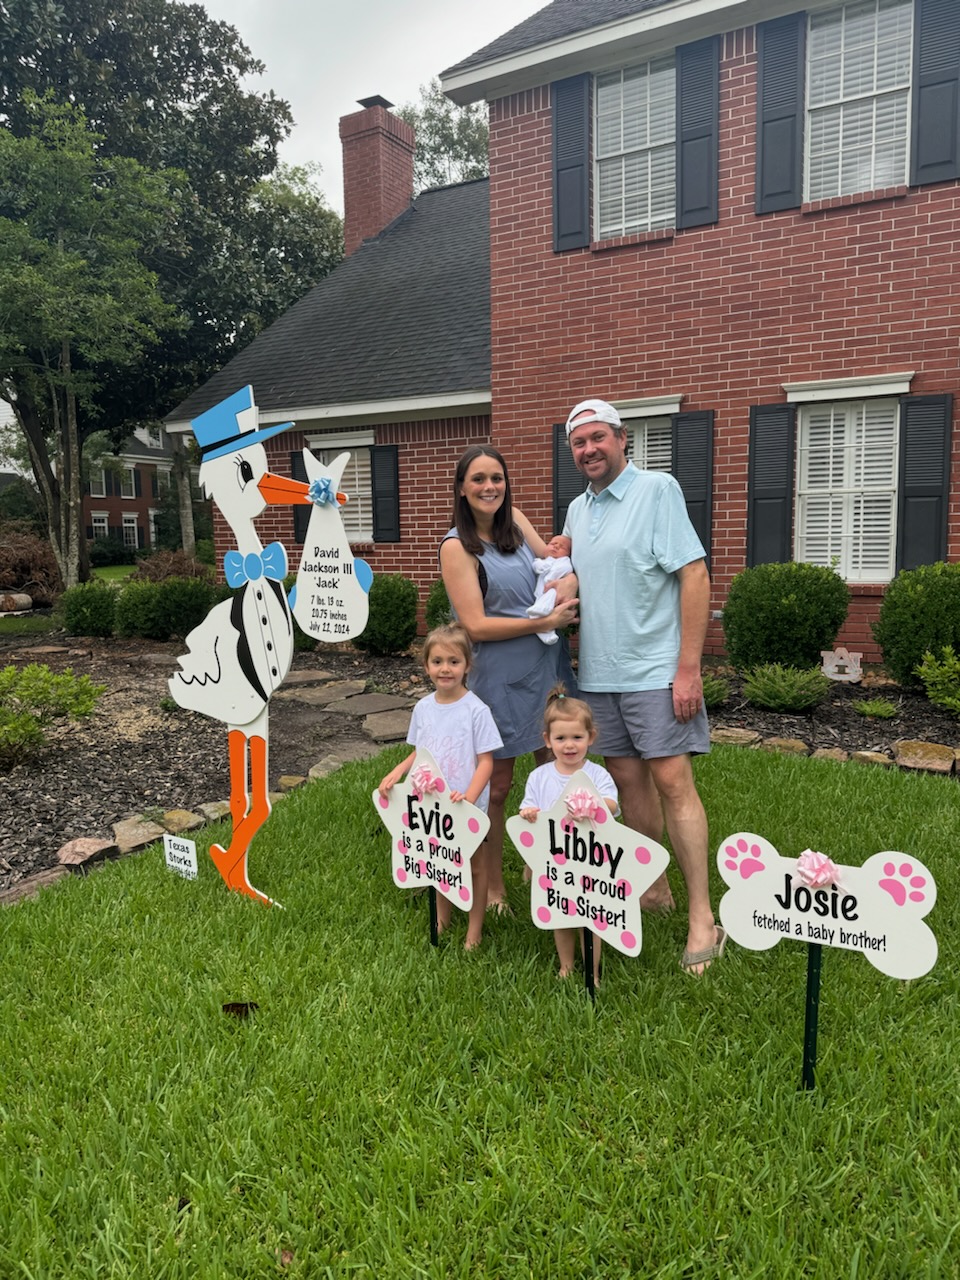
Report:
340,95,415,256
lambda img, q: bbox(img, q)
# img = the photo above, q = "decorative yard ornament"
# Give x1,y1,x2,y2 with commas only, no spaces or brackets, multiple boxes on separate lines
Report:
168,385,371,906
373,748,489,945
717,832,938,1087
821,647,862,682
506,772,670,999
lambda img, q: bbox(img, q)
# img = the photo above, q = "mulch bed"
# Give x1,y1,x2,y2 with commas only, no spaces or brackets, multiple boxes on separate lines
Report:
2,636,958,896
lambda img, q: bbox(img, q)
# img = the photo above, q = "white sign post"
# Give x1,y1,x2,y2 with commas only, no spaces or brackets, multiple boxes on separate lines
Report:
717,832,938,1087
372,749,490,945
163,834,199,881
506,771,671,998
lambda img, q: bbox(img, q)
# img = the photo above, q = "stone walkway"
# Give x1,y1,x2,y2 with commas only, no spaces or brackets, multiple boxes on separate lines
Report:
1,662,418,907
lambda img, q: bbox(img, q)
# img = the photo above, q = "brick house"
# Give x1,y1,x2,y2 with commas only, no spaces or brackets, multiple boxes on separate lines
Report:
169,1,960,660
82,425,177,553
166,98,491,605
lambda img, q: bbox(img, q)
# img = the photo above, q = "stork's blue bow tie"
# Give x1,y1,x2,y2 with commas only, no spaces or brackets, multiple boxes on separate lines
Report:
223,542,288,587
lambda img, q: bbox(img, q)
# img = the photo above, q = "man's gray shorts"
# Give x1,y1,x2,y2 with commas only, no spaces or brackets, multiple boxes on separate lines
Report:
581,689,710,759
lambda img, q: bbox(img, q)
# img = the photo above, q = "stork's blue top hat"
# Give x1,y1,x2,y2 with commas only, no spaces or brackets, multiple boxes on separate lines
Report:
192,386,293,461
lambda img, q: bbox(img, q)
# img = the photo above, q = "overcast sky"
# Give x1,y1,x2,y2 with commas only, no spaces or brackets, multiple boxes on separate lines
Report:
198,0,547,214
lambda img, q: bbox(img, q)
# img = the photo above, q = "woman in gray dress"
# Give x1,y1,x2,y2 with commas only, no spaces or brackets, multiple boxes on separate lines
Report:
440,445,579,922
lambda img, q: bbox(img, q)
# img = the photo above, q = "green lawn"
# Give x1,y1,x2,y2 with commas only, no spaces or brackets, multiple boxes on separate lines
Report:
0,613,56,638
90,564,136,582
2,747,958,1278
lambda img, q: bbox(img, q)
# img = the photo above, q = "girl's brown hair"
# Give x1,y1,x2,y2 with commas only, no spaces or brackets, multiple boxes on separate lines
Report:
452,445,524,556
542,683,595,734
422,622,473,670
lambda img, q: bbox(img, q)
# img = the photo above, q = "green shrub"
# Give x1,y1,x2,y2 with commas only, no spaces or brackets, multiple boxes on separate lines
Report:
0,662,105,767
115,577,218,641
722,562,848,672
354,574,418,656
701,672,729,710
131,549,213,582
915,645,960,715
741,663,829,712
853,697,899,720
873,562,960,686
425,578,452,630
61,580,117,637
88,536,136,567
195,538,215,566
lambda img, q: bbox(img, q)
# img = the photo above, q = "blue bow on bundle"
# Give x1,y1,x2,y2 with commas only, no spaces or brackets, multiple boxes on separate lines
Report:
308,476,337,506
223,542,288,587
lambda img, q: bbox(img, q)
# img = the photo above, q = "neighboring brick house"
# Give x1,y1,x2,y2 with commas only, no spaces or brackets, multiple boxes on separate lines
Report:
165,99,492,611
82,425,177,553
442,0,960,660
169,1,959,660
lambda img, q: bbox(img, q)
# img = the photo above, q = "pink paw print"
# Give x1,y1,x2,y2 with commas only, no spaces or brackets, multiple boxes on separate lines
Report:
879,861,927,907
724,837,765,880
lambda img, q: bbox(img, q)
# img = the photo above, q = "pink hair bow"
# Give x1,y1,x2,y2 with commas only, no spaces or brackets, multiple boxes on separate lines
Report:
410,765,441,801
565,788,604,822
794,848,841,888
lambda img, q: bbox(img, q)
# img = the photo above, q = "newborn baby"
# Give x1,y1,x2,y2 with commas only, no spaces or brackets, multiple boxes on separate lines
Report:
526,534,574,646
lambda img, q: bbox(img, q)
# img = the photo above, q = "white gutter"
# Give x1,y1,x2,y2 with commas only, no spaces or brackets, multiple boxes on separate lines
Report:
167,389,492,434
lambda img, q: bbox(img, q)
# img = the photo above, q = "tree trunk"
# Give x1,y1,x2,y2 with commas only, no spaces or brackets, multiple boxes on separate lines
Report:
59,341,85,588
14,391,67,593
171,431,196,555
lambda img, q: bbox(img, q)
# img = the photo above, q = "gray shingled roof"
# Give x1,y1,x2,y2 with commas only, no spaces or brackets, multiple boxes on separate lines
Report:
166,179,490,425
443,0,676,77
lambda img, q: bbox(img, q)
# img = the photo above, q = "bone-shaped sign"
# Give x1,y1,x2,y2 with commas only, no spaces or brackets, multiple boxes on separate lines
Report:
506,771,670,957
373,749,489,911
292,448,371,641
717,832,938,980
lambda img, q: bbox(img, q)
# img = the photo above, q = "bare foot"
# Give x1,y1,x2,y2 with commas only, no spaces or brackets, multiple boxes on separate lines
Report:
464,933,483,951
557,966,573,979
486,898,513,917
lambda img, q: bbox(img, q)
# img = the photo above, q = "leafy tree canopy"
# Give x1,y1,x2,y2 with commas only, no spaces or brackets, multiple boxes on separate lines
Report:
397,79,488,195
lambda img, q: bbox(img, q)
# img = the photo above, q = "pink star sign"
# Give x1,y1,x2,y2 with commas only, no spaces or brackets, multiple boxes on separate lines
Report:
372,749,489,911
506,771,670,957
717,832,938,980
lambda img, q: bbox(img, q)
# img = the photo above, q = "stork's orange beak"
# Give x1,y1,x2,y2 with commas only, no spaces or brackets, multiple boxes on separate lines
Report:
258,472,347,505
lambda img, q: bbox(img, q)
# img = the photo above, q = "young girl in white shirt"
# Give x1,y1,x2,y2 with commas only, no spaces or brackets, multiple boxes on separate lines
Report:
520,685,618,981
378,623,502,950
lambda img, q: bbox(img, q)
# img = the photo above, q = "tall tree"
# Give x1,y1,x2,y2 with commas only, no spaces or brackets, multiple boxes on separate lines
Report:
398,79,488,194
1,0,342,438
0,95,178,586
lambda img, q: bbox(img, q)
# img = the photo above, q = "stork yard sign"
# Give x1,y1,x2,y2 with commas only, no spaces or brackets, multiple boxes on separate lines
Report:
717,834,938,980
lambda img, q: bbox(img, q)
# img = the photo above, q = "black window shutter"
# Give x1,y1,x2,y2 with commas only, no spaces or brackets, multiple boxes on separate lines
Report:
552,74,591,251
134,469,142,498
290,450,309,544
137,525,145,549
676,36,720,229
671,411,714,567
104,470,113,497
747,404,796,565
86,525,94,539
553,424,587,533
151,471,158,498
897,393,952,570
756,14,806,214
911,0,960,186
371,444,400,543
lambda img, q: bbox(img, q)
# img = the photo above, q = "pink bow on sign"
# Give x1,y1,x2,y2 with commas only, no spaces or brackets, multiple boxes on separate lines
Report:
410,766,441,801
794,848,841,888
565,789,604,822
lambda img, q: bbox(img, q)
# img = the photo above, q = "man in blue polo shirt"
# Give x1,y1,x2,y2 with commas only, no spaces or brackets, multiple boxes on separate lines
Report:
563,398,723,974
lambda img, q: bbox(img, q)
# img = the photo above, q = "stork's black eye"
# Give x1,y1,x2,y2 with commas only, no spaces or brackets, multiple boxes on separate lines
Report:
235,456,255,489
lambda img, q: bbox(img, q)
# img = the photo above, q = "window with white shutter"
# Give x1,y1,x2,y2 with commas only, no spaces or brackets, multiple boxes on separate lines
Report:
316,447,373,542
796,399,899,581
626,418,672,471
805,0,914,200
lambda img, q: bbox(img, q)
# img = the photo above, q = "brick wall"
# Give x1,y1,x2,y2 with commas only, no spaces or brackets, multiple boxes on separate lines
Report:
340,105,415,256
487,28,960,664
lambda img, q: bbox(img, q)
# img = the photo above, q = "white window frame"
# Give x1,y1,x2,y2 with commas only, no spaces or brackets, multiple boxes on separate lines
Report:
306,430,375,543
795,397,900,583
625,417,673,471
122,514,139,549
89,468,106,498
804,0,914,202
91,512,109,540
119,465,136,500
595,55,676,238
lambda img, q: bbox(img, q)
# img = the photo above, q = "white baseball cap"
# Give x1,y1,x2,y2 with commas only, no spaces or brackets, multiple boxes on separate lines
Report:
564,398,622,437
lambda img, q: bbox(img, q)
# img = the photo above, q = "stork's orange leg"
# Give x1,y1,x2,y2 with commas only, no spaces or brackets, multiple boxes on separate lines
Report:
210,731,275,906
